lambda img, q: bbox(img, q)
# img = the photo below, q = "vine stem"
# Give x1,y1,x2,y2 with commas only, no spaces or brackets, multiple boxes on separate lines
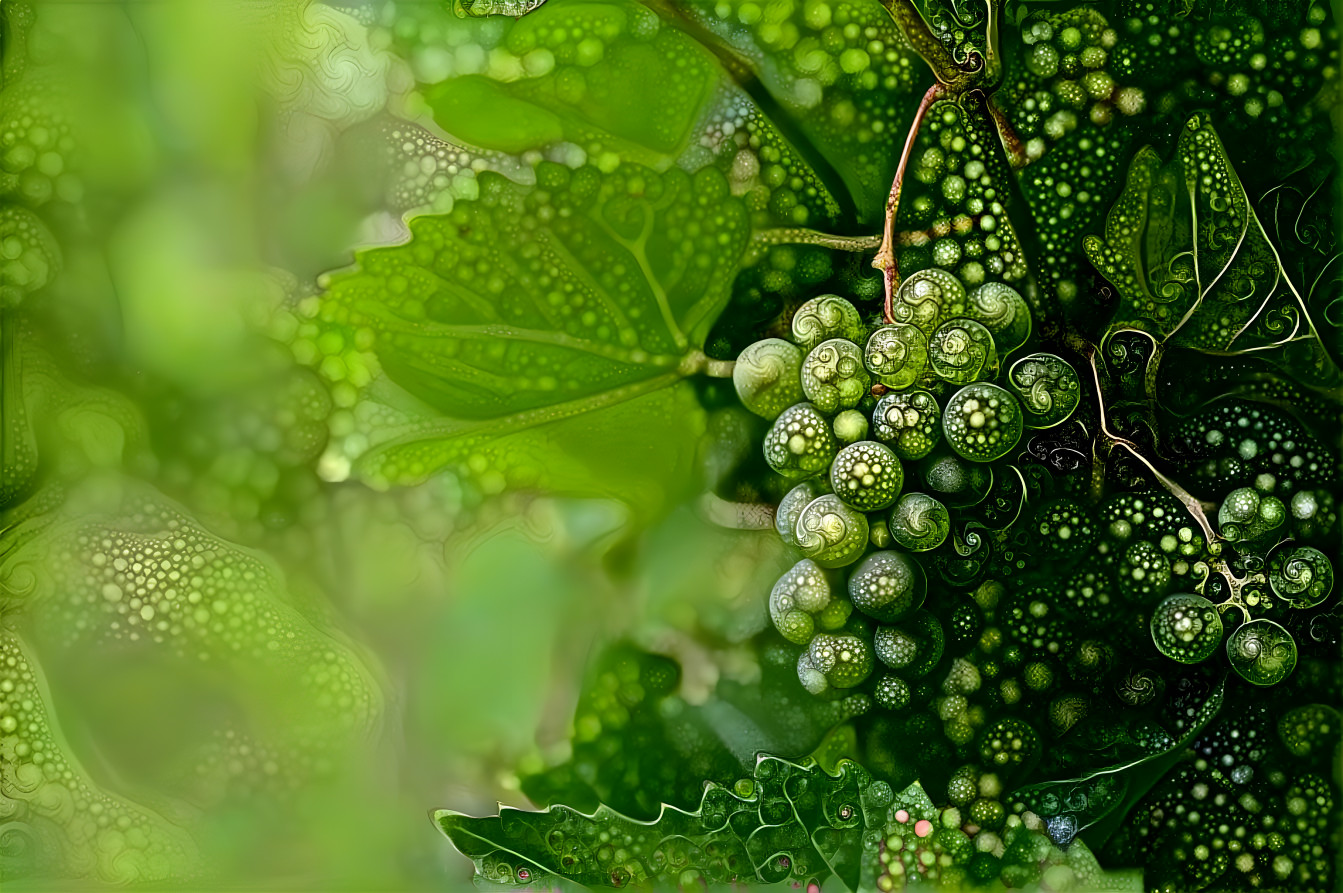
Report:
752,230,883,252
682,350,736,378
697,492,776,530
1085,350,1221,548
874,81,945,324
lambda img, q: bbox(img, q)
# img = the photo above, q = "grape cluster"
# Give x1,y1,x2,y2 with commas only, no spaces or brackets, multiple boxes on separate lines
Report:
731,271,1341,889
733,271,1070,703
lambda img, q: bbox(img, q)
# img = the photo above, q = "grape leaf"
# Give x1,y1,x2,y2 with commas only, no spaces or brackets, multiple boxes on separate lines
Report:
441,755,890,889
1011,675,1225,850
1084,114,1341,387
519,641,870,821
440,753,1140,891
999,0,1338,315
315,160,749,512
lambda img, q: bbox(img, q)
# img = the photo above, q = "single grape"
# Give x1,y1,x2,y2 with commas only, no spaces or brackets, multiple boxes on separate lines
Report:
929,318,997,385
0,205,59,308
919,454,992,507
1119,540,1172,603
873,674,911,710
1149,593,1223,663
941,383,1023,462
1005,353,1081,428
797,633,873,694
978,717,1038,774
830,441,903,511
801,338,870,413
888,492,951,551
791,294,865,350
794,494,869,568
732,338,804,419
763,403,837,480
832,409,869,443
863,324,928,389
871,390,941,460
964,282,1031,356
776,479,829,548
873,611,943,677
1218,487,1286,546
1226,619,1297,686
769,558,843,644
847,550,926,622
891,268,965,334
1268,545,1334,609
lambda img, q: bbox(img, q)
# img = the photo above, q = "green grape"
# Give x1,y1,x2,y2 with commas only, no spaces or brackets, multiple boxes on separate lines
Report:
1031,498,1098,563
891,268,965,334
964,282,1031,356
887,493,950,552
801,338,869,413
1217,487,1286,546
0,205,59,307
776,479,829,548
763,403,837,480
871,390,940,460
1118,540,1172,603
863,324,928,389
832,409,868,443
1289,488,1338,541
847,551,926,622
919,454,992,507
941,383,1023,462
968,798,1005,830
873,674,911,711
1278,704,1339,757
1149,593,1223,663
873,611,943,678
929,318,997,385
794,494,869,568
946,766,979,805
797,633,873,694
791,294,865,350
829,441,903,511
769,558,836,644
1226,619,1297,686
732,338,804,420
978,718,1038,774
1005,353,1081,429
1268,545,1334,609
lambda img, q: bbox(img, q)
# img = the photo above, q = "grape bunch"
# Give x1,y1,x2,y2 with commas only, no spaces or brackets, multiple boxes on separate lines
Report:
729,269,1341,890
732,270,1074,701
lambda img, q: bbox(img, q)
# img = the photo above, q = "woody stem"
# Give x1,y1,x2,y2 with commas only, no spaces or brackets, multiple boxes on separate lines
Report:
875,81,945,323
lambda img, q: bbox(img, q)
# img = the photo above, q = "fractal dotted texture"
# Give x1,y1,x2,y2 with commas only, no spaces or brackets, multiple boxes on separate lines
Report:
0,0,1339,891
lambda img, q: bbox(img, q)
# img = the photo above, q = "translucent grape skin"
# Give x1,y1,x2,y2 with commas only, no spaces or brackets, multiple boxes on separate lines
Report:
1226,619,1297,686
864,324,928,390
733,338,805,420
929,317,997,385
830,440,903,511
769,558,844,644
776,479,829,548
1149,593,1223,664
1005,352,1080,429
888,492,951,551
763,403,837,480
791,294,866,350
794,494,869,568
941,383,1024,463
801,338,869,414
848,550,926,623
871,390,941,461
797,633,873,694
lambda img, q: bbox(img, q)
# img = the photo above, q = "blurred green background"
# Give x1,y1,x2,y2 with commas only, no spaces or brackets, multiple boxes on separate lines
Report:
0,0,782,888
